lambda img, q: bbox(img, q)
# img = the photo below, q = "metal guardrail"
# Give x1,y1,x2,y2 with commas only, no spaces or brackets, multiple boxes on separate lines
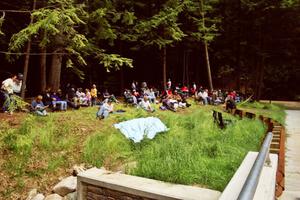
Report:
237,132,273,200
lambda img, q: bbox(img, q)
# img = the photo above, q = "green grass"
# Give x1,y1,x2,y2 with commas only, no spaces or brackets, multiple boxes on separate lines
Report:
238,101,286,124
82,105,266,191
111,113,259,190
0,101,280,199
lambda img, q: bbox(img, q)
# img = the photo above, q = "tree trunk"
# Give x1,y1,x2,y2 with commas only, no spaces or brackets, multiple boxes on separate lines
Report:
186,51,190,86
48,50,63,91
120,68,124,94
162,47,167,90
40,47,47,92
235,0,242,90
20,0,36,99
204,42,213,91
119,41,124,94
257,58,265,100
183,50,186,85
200,0,213,91
254,21,266,101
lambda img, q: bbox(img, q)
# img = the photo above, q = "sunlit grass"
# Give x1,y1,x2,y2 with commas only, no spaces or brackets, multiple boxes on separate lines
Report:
238,101,286,124
0,101,280,198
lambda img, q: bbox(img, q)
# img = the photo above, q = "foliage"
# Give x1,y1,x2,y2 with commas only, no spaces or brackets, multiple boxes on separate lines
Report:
184,0,220,43
131,1,186,49
0,0,299,98
281,0,300,7
7,0,133,77
5,94,29,113
96,53,133,72
0,12,5,35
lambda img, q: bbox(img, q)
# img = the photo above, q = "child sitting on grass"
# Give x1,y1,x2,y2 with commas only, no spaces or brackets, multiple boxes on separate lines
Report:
31,95,48,116
139,96,155,112
96,99,114,119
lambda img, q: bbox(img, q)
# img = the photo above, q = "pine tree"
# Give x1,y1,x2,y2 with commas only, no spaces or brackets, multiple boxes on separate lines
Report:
8,0,134,93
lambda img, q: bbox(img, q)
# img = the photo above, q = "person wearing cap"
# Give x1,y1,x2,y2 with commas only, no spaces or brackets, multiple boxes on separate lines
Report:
0,73,23,112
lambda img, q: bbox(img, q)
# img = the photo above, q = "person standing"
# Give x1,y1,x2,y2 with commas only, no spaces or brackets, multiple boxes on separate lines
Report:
90,84,98,106
0,73,23,113
167,78,172,90
131,81,136,91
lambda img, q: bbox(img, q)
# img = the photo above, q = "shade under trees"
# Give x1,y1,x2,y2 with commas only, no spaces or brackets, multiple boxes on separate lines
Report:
0,0,299,100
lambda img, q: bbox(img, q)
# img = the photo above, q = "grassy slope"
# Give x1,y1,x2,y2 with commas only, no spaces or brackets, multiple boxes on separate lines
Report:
0,103,270,199
238,101,286,124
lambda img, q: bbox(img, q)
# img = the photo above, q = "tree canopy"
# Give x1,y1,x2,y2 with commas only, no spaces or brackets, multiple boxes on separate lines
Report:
0,0,299,99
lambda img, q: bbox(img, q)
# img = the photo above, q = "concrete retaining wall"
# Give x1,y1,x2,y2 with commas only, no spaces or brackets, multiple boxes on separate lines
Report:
77,168,221,200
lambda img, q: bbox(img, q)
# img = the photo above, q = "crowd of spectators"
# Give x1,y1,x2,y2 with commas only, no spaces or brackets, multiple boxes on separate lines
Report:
1,74,244,118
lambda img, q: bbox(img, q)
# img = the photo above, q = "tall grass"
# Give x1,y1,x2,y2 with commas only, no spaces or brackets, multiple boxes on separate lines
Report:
0,103,271,199
83,130,132,169
0,113,78,192
131,110,265,191
82,107,266,191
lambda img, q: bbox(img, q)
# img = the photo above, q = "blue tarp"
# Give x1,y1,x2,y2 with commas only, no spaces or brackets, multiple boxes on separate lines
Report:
114,117,169,143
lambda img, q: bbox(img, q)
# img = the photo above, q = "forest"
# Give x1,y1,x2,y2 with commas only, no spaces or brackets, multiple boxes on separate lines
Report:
0,0,299,100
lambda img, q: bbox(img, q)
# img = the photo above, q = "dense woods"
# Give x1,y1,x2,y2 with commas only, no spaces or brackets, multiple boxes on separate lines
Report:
0,0,299,100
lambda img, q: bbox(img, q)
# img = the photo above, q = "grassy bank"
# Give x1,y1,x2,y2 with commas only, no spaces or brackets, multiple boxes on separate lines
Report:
0,103,268,199
238,101,286,124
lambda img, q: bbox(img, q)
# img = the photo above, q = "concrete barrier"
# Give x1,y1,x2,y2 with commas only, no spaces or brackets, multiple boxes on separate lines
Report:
219,152,278,200
77,168,221,200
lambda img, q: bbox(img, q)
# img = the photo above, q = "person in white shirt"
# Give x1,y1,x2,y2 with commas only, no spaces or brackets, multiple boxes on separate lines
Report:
167,78,172,90
139,96,155,112
96,99,114,119
196,89,209,105
1,73,23,112
201,89,209,105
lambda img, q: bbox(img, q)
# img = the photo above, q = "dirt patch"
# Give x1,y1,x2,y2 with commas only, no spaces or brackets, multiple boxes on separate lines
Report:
0,112,26,127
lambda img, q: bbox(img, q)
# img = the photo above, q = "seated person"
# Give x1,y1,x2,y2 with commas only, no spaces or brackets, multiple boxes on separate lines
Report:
96,99,114,119
42,88,53,107
66,87,80,109
139,96,155,112
217,90,225,103
235,93,241,103
103,89,118,103
76,88,88,106
51,91,67,111
212,90,222,105
31,95,48,116
144,88,156,104
179,92,191,107
85,89,92,106
124,89,137,105
172,90,186,108
132,89,142,103
162,95,177,112
196,89,210,105
225,94,236,112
